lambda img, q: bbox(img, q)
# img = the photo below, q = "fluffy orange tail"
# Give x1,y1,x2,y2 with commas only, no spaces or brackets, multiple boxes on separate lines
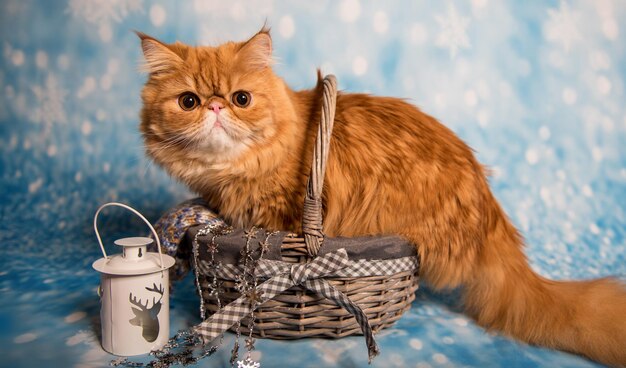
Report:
463,198,626,367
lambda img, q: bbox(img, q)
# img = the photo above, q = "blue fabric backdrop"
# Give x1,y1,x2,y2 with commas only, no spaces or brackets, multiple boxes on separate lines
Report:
1,1,625,367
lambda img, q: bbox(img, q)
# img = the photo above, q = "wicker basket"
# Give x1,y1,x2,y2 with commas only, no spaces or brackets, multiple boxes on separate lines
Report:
196,75,419,340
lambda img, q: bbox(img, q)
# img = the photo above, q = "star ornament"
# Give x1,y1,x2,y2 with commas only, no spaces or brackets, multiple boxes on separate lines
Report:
207,279,224,296
244,228,258,239
259,240,271,254
245,289,265,306
237,358,261,368
435,3,471,58
206,240,219,253
245,337,256,351
234,274,248,293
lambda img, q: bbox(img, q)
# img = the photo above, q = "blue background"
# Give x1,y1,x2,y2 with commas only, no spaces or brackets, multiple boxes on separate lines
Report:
1,0,625,367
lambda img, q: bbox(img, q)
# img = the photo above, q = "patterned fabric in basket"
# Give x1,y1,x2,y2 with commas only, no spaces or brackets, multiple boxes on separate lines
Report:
150,198,227,281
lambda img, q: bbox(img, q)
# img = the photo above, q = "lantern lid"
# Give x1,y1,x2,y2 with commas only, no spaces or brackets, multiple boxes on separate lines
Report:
114,236,153,247
92,236,175,275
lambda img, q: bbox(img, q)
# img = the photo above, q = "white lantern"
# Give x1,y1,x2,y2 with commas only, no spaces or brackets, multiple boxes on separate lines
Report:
92,202,175,356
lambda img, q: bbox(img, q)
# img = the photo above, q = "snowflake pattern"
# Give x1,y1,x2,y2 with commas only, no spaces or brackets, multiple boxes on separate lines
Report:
435,4,471,58
30,74,68,130
67,0,143,25
544,0,582,51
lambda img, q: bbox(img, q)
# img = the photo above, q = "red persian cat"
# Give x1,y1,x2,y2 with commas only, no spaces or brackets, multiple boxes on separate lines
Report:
138,28,626,367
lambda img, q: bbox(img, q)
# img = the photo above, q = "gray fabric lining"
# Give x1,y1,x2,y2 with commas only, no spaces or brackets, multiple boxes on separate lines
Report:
186,225,417,263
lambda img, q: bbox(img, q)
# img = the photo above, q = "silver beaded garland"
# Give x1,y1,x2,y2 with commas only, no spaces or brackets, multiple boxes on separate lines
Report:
111,224,277,368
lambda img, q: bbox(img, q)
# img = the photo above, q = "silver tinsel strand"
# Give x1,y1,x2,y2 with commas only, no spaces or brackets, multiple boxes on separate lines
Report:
111,224,278,368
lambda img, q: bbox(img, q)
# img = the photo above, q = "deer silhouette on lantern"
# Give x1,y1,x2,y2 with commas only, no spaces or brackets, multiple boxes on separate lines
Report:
128,283,164,342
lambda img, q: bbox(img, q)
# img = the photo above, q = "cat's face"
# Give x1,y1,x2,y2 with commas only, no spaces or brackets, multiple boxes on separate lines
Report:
139,30,287,164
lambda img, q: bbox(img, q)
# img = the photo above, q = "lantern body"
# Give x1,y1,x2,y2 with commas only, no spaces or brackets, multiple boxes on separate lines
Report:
93,236,175,356
98,270,170,356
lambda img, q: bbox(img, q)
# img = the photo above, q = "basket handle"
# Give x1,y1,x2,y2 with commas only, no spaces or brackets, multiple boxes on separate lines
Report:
93,202,167,272
302,75,338,257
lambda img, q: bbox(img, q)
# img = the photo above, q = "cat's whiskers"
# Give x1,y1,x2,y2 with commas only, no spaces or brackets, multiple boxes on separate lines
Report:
149,139,190,158
144,124,201,141
147,122,208,152
140,156,157,179
145,135,194,162
150,135,188,152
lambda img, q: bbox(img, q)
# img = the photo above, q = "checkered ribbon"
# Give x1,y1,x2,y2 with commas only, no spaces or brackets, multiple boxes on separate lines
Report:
204,257,418,280
194,248,381,362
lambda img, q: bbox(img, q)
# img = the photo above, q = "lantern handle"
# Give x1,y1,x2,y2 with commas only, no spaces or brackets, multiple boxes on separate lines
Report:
93,202,166,272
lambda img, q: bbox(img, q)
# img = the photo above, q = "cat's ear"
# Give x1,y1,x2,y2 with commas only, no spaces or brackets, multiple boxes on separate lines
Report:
136,31,184,76
237,27,273,70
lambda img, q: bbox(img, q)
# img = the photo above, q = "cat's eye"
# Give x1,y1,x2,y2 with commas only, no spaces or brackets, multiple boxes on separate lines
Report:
178,93,200,111
232,91,251,108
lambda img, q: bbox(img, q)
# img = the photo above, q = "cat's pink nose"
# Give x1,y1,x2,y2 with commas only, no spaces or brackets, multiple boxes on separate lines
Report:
209,102,223,114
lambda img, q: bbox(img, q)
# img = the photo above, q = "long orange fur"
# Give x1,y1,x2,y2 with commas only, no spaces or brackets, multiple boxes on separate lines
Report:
137,29,626,367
